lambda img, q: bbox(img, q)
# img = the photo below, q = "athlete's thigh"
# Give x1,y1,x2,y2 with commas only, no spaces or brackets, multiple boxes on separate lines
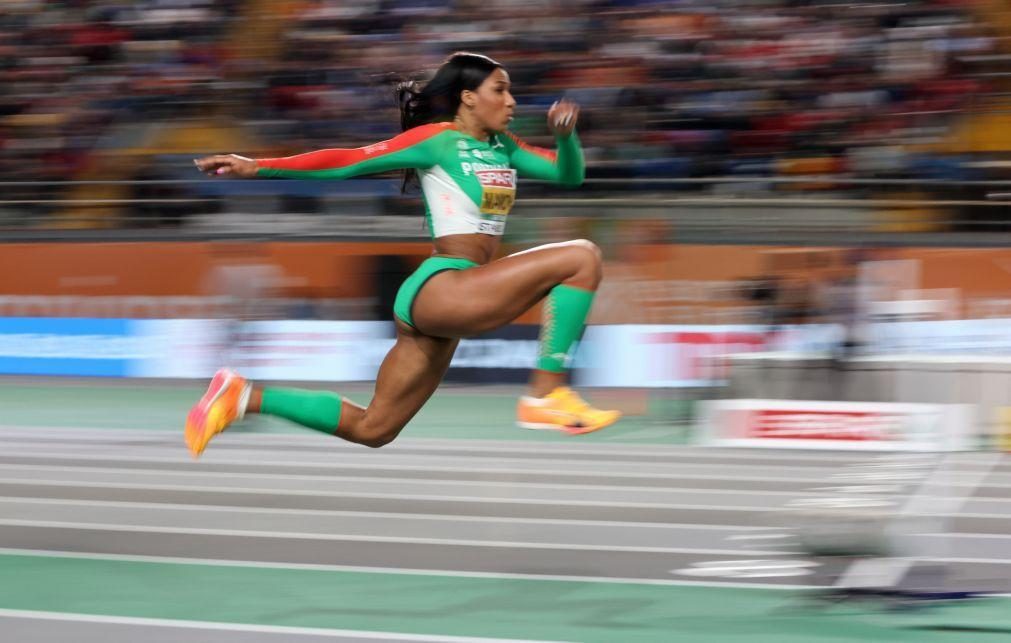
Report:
412,241,586,338
359,321,459,435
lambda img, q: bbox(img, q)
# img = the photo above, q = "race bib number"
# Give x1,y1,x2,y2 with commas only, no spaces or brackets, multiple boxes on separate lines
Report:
477,218,506,235
476,169,517,215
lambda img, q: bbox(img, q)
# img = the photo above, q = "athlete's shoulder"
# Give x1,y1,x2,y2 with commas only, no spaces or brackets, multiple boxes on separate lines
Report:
498,130,536,149
497,130,556,160
403,122,457,138
497,130,522,147
389,122,456,157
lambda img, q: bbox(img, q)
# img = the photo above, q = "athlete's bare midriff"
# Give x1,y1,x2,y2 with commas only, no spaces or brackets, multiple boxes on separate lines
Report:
433,233,500,265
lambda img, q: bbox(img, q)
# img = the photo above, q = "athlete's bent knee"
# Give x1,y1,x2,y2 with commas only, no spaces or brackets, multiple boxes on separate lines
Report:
567,239,603,288
570,238,602,262
350,419,402,448
361,433,396,449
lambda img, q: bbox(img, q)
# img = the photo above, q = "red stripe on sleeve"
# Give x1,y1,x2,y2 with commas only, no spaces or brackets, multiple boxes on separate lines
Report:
257,122,454,172
503,131,557,163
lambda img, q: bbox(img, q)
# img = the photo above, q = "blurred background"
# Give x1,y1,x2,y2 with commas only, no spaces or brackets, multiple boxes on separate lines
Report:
3,0,1011,417
4,2,1011,639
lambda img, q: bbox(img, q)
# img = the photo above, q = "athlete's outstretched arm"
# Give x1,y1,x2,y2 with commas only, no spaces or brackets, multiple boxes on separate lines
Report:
502,99,584,187
193,123,454,180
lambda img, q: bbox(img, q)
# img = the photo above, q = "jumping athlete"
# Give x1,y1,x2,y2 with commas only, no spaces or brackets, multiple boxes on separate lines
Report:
185,52,621,456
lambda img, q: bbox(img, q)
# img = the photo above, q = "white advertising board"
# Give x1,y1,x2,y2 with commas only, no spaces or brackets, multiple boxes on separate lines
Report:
698,399,973,451
576,324,840,387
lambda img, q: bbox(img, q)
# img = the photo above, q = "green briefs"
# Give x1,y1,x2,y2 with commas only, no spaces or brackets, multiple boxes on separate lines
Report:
394,256,479,328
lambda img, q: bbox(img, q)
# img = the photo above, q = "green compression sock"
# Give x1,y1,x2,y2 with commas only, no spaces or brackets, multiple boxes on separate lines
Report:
537,283,595,373
260,388,343,435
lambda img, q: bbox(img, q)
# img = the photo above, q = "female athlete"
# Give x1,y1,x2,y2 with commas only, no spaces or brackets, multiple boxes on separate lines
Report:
185,52,621,456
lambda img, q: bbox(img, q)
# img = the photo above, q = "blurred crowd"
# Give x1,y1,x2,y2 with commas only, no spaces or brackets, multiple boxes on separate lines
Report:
1,0,1009,225
1,1,237,182
268,0,1005,180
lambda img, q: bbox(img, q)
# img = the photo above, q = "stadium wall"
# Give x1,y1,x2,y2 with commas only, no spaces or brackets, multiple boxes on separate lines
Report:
6,243,1011,323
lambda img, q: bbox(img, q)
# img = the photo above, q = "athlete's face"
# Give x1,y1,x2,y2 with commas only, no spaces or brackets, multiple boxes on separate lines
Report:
462,68,516,133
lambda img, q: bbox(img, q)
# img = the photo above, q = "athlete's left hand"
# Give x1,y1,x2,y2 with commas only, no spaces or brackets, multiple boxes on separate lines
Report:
547,99,580,137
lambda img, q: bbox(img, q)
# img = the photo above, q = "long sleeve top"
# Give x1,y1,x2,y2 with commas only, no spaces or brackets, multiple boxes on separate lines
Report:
255,122,584,238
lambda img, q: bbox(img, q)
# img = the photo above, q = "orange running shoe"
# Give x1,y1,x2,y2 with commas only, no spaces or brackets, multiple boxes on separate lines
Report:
184,368,250,457
516,386,622,435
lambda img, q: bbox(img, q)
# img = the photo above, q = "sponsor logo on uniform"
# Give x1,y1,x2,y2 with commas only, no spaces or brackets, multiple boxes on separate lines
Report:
363,142,388,155
462,161,508,176
476,169,516,188
477,220,505,234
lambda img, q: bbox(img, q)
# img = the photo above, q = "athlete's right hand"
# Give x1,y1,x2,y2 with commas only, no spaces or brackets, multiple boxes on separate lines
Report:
193,154,258,178
548,99,580,138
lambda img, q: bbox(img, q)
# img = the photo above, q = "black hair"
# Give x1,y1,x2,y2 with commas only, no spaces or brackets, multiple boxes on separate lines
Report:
396,52,502,190
397,52,503,130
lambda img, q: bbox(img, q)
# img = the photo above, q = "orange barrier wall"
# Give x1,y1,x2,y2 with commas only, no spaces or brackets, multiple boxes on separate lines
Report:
4,242,1011,321
0,242,430,298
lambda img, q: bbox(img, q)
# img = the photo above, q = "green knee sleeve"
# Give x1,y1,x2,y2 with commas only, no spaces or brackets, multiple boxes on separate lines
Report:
536,284,595,373
261,388,343,434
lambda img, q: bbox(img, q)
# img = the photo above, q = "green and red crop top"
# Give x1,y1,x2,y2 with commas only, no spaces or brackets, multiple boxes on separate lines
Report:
255,122,584,238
